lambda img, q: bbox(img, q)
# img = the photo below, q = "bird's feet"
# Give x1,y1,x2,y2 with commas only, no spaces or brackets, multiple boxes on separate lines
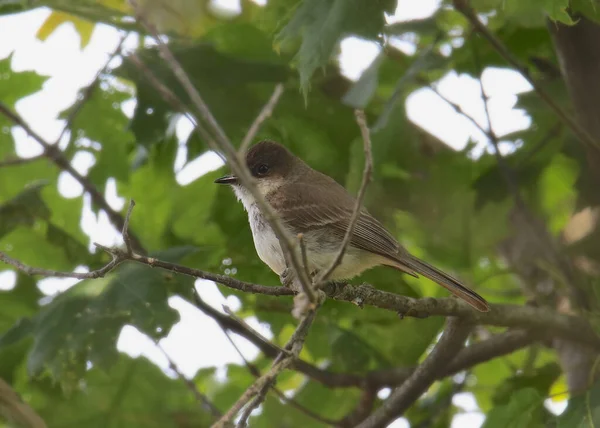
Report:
279,267,296,288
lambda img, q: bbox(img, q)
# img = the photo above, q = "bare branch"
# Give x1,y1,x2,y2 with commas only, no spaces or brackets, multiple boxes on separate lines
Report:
357,318,472,428
337,387,377,427
315,109,373,284
122,199,136,255
224,309,318,428
222,305,289,357
0,250,123,280
126,53,221,160
219,326,337,426
0,377,47,428
1,201,598,351
156,343,222,419
296,233,317,302
239,83,284,154
0,102,146,254
0,154,45,168
453,0,599,150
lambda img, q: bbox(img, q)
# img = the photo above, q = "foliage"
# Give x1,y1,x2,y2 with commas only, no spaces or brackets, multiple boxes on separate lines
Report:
1,0,600,426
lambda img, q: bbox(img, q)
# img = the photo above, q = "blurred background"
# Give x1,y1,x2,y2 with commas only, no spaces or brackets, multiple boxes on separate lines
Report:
1,0,599,426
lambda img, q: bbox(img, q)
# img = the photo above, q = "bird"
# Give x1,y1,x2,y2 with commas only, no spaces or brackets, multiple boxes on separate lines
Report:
214,140,489,312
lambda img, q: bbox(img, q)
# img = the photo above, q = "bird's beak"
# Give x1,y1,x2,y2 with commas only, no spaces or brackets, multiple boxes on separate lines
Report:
214,175,238,185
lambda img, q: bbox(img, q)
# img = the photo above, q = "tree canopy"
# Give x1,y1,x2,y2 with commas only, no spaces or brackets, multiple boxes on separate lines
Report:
1,0,600,427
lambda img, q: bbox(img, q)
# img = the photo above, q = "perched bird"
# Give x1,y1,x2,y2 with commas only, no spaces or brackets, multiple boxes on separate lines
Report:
215,141,489,312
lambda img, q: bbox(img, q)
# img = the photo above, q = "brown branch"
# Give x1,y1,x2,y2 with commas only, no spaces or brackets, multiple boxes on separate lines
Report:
125,53,221,160
0,378,47,428
336,387,378,427
315,110,373,285
192,292,542,390
0,154,45,168
213,309,318,428
363,329,540,388
238,83,285,154
1,218,598,352
218,323,337,426
329,283,600,349
0,102,146,254
356,318,472,428
0,249,124,280
453,0,599,150
156,343,222,419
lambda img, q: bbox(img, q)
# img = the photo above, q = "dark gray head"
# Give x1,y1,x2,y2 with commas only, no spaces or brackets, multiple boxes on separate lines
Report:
214,140,298,186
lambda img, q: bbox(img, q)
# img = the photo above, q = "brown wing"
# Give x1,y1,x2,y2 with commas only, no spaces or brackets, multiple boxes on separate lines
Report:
267,180,412,269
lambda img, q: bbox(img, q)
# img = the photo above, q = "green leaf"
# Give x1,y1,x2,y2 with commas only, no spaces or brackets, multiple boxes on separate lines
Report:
0,54,49,109
115,40,288,147
0,181,50,240
60,83,134,191
1,247,196,384
34,355,214,427
482,388,545,428
275,0,394,92
558,380,600,427
538,154,578,235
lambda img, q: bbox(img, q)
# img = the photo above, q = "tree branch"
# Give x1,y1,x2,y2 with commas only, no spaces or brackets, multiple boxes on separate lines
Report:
216,318,337,426
238,83,285,154
452,0,599,150
156,342,222,419
0,154,45,168
1,201,598,352
357,318,472,428
213,308,319,428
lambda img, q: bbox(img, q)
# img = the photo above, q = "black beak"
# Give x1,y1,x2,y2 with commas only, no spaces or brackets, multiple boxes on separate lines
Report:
214,175,238,185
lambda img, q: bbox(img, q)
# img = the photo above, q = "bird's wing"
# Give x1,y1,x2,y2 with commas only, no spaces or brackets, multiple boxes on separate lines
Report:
267,180,406,262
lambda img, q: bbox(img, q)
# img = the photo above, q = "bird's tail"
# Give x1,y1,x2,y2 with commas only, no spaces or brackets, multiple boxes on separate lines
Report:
393,255,490,312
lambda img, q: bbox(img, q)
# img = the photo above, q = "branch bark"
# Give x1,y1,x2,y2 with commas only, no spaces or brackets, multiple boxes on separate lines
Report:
356,318,472,428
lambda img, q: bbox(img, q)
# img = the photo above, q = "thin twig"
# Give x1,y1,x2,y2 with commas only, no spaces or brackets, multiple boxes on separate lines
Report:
357,318,472,428
296,233,316,302
220,327,336,426
196,294,542,390
55,33,128,146
156,343,222,419
122,199,136,254
0,250,123,279
0,154,45,168
126,54,223,161
337,388,378,427
453,0,599,150
238,83,284,154
224,309,318,428
132,6,313,295
315,110,373,285
222,305,289,357
0,102,146,253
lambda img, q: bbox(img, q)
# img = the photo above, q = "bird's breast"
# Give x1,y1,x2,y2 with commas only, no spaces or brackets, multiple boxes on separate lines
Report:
247,205,287,275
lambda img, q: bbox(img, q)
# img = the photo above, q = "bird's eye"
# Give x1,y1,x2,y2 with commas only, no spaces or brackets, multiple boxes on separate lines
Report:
256,164,269,176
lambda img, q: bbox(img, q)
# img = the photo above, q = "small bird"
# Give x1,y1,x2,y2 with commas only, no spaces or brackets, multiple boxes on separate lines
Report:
215,141,489,312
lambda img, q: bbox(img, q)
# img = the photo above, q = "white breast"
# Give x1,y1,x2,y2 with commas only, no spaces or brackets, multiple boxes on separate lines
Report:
247,205,287,275
233,185,287,275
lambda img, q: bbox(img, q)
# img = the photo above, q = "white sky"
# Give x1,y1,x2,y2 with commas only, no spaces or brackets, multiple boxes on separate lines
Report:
0,0,564,425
